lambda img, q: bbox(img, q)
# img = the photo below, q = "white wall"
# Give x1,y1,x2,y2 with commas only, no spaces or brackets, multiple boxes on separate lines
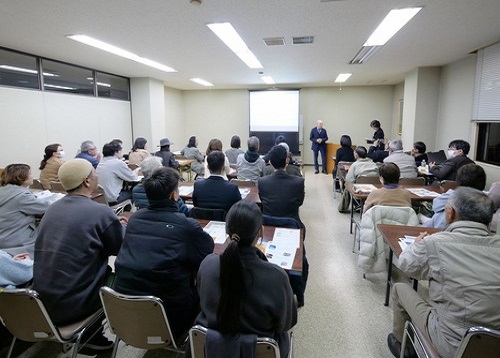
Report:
437,54,500,187
177,86,395,164
163,87,186,152
0,87,132,176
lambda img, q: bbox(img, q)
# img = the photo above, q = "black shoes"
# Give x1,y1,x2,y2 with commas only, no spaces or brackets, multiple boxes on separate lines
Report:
322,170,327,174
387,333,417,358
314,170,319,174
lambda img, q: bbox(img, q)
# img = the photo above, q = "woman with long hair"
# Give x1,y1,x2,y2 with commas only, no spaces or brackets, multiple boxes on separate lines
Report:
195,200,297,357
128,137,150,166
181,135,205,176
39,143,65,190
0,164,51,256
203,138,231,179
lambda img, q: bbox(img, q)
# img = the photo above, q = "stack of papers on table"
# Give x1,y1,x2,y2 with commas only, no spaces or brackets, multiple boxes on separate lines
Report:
239,188,250,199
203,221,227,244
405,188,440,198
353,184,377,194
35,190,65,204
398,235,416,251
265,228,300,270
179,185,194,196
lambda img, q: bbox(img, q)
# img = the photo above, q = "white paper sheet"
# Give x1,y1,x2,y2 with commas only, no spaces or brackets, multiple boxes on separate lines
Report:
272,228,300,248
35,190,65,204
179,185,194,196
353,184,377,193
398,235,416,251
405,188,440,198
265,241,295,270
239,188,250,199
203,221,227,244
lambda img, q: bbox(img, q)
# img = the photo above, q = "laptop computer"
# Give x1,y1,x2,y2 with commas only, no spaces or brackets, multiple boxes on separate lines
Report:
426,150,447,164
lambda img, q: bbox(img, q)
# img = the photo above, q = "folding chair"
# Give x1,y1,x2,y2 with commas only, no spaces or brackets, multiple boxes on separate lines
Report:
401,321,500,358
0,288,104,358
99,286,185,358
49,181,66,193
189,325,293,358
399,177,425,186
30,178,45,190
94,184,133,215
188,207,227,221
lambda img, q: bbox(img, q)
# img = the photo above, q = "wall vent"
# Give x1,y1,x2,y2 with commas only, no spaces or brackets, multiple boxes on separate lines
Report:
292,36,314,45
263,37,285,46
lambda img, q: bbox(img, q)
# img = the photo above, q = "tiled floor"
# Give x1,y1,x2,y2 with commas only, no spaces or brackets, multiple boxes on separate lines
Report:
3,166,397,358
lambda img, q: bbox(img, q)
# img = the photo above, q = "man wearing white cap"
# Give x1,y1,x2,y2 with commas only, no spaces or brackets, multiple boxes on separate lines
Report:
33,158,124,351
155,137,179,169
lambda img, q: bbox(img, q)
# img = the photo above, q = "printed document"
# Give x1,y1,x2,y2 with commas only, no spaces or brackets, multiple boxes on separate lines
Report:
203,221,227,244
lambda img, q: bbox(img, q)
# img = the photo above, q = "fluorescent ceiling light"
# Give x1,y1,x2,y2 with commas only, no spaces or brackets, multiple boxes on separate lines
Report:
207,22,263,69
190,78,214,87
260,75,275,85
0,65,59,77
349,46,381,64
66,34,176,73
44,84,75,90
364,7,422,46
334,73,352,83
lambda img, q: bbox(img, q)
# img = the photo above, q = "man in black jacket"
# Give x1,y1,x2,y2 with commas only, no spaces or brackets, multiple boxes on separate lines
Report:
429,139,474,181
114,167,214,340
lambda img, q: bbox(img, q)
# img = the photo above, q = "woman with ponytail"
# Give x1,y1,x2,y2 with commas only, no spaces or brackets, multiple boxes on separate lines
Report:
195,200,297,357
39,143,65,190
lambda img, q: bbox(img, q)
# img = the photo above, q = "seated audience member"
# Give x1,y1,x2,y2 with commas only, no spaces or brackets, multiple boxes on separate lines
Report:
225,135,244,165
155,137,179,169
237,136,266,182
0,164,51,256
132,156,189,215
333,135,355,190
263,135,287,164
383,139,417,178
368,139,389,163
424,163,486,229
388,187,500,358
203,138,231,179
97,142,138,204
363,163,411,213
335,135,355,167
75,140,101,168
128,137,150,166
411,141,428,167
429,139,474,181
195,201,297,358
345,146,379,183
33,159,124,350
258,145,308,307
114,167,214,340
488,181,500,233
193,151,241,213
181,135,205,176
0,251,33,288
39,143,65,190
263,143,302,177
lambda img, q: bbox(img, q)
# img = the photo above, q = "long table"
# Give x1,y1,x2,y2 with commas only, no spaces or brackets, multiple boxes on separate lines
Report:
377,224,440,306
198,219,303,274
346,183,442,233
179,181,261,206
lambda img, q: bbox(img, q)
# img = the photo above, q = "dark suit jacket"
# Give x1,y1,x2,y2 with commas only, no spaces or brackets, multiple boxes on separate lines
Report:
193,176,242,213
258,169,305,224
310,127,328,150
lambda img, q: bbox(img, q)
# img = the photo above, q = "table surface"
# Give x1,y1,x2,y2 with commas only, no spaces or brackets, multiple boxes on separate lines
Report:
179,181,261,205
347,183,442,202
198,219,303,273
377,224,441,257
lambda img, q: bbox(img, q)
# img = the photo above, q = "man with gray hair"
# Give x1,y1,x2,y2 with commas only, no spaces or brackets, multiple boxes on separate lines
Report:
387,187,500,358
383,139,417,178
236,136,266,182
75,140,101,168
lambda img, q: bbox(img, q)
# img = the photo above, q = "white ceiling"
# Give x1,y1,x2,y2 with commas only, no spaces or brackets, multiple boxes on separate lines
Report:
1,0,500,90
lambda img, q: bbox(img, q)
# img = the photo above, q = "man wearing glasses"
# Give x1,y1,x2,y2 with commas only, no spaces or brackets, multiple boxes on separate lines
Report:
76,140,101,169
429,139,474,181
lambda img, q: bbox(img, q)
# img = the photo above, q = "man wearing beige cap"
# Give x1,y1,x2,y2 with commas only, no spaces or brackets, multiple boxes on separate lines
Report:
33,158,124,351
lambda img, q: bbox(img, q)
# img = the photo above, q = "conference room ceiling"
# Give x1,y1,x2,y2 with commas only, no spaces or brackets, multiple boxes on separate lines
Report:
1,0,500,91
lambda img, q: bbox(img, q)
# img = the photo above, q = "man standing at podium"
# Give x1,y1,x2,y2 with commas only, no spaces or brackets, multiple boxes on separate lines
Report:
310,120,328,174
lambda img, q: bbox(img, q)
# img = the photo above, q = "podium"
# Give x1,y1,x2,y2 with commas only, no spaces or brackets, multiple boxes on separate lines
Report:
326,143,342,174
